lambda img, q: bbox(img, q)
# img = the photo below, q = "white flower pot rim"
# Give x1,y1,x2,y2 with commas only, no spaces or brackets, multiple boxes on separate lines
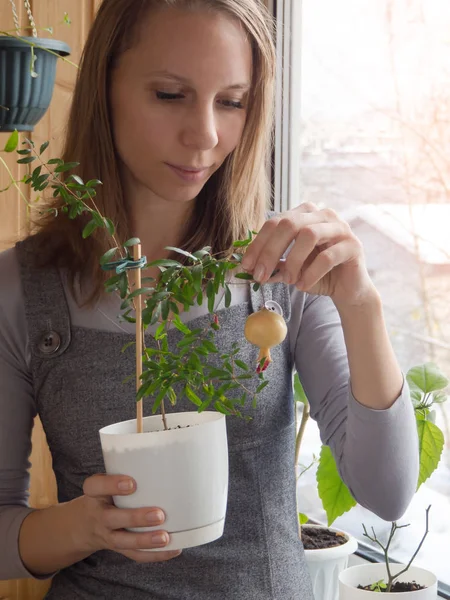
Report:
99,410,224,438
303,524,358,562
339,563,438,596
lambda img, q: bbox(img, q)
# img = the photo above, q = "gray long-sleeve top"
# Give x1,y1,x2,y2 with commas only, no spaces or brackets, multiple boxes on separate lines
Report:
0,246,419,580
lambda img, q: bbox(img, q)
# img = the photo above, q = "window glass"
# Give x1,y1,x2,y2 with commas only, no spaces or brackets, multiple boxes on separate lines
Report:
296,0,450,585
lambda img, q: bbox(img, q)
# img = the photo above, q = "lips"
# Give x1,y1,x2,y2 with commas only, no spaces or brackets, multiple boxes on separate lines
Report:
166,163,210,183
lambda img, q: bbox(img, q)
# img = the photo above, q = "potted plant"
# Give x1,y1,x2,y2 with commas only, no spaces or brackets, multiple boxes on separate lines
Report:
0,1,71,132
294,361,447,600
339,506,437,598
294,374,358,600
1,130,288,550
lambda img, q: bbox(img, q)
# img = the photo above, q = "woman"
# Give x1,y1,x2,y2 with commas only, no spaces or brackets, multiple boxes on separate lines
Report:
0,0,419,598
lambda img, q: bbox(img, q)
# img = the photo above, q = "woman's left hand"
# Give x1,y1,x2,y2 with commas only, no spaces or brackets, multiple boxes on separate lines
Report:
241,202,377,308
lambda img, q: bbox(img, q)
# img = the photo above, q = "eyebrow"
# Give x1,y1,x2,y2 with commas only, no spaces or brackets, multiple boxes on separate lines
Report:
148,70,251,91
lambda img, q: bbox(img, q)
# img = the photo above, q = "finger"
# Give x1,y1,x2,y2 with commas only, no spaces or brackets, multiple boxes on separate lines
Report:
103,505,165,531
83,474,136,498
296,240,357,291
118,548,182,564
283,221,351,284
110,528,171,551
241,213,325,282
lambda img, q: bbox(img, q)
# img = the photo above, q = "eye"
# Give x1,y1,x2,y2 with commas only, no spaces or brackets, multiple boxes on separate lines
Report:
219,99,245,109
156,91,185,101
264,301,283,316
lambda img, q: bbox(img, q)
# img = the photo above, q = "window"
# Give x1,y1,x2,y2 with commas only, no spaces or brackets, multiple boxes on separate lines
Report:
277,0,450,588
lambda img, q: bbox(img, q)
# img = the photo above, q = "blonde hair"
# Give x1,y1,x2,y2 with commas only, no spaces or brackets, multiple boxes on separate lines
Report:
33,0,276,304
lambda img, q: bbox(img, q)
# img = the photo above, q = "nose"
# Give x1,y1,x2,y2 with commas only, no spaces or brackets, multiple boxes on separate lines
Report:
180,102,219,151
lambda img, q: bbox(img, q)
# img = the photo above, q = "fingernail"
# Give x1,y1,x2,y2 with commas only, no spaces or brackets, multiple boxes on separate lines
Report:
283,272,292,285
146,510,164,525
254,264,265,282
151,532,169,546
118,479,134,491
241,257,251,271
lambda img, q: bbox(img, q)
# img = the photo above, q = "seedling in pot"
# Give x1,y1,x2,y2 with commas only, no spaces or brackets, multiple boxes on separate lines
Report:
358,506,431,593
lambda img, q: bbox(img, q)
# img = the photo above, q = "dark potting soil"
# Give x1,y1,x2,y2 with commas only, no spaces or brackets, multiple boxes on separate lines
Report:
302,526,348,550
357,581,426,592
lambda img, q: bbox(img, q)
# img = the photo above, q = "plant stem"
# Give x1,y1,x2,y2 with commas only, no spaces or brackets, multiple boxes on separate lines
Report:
295,401,310,469
0,31,79,69
387,505,431,591
161,399,168,431
0,156,32,207
133,244,144,434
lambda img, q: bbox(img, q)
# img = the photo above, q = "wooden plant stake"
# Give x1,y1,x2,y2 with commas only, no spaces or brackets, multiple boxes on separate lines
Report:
133,244,144,434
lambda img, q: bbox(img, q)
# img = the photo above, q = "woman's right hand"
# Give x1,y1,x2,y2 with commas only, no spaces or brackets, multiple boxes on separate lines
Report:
79,473,181,563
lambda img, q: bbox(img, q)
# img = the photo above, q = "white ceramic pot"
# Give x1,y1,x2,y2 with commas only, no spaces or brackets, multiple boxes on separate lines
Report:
339,563,437,599
99,411,228,551
304,525,358,600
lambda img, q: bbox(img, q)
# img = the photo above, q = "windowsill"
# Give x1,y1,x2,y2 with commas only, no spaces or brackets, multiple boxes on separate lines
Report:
350,542,450,599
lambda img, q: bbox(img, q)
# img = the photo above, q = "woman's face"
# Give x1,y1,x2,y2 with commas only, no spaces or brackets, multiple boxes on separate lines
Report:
110,7,253,206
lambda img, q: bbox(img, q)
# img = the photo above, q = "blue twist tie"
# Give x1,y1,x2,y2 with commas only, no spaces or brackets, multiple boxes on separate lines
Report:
101,255,147,274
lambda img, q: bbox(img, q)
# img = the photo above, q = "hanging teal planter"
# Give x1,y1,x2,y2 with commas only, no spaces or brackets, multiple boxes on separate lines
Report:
0,36,71,132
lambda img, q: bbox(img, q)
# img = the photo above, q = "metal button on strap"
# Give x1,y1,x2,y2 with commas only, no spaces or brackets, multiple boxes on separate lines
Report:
38,331,61,355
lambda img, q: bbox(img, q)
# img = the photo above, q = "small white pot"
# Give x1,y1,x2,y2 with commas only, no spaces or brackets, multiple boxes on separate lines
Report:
304,525,358,600
339,563,437,599
99,411,228,551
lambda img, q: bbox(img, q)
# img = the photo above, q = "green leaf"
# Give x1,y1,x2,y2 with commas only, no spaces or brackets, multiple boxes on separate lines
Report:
82,219,98,239
224,284,232,308
207,279,215,313
54,161,80,173
104,218,115,236
316,446,356,526
192,264,203,292
17,149,31,156
47,158,63,166
39,141,50,155
298,513,309,525
172,315,191,335
17,156,36,164
148,259,182,268
235,272,253,280
127,287,154,300
165,246,198,261
86,179,102,188
4,130,19,152
235,359,249,371
256,380,269,393
416,417,444,489
155,322,166,340
294,373,308,405
100,247,119,265
407,363,449,394
232,239,252,247
68,174,84,186
203,340,218,353
124,237,141,247
185,385,202,407
253,282,261,292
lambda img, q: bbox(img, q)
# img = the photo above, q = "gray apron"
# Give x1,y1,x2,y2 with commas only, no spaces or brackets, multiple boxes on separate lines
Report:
16,238,314,600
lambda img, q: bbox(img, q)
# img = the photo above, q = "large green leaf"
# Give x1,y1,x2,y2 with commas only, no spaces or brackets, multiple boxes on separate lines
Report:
407,363,449,394
416,416,444,489
294,373,308,405
317,445,356,526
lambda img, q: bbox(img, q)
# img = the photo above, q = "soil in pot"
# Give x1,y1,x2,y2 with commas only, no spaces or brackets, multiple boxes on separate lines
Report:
302,526,348,550
357,582,426,592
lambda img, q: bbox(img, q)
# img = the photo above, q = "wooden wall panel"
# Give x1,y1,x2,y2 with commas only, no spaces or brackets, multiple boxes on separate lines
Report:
0,2,96,599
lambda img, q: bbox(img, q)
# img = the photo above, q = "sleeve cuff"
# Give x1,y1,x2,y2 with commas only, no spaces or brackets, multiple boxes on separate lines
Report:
1,506,56,580
347,375,410,423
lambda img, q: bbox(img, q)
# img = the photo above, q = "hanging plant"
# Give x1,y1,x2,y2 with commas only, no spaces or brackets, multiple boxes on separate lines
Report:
0,0,71,132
